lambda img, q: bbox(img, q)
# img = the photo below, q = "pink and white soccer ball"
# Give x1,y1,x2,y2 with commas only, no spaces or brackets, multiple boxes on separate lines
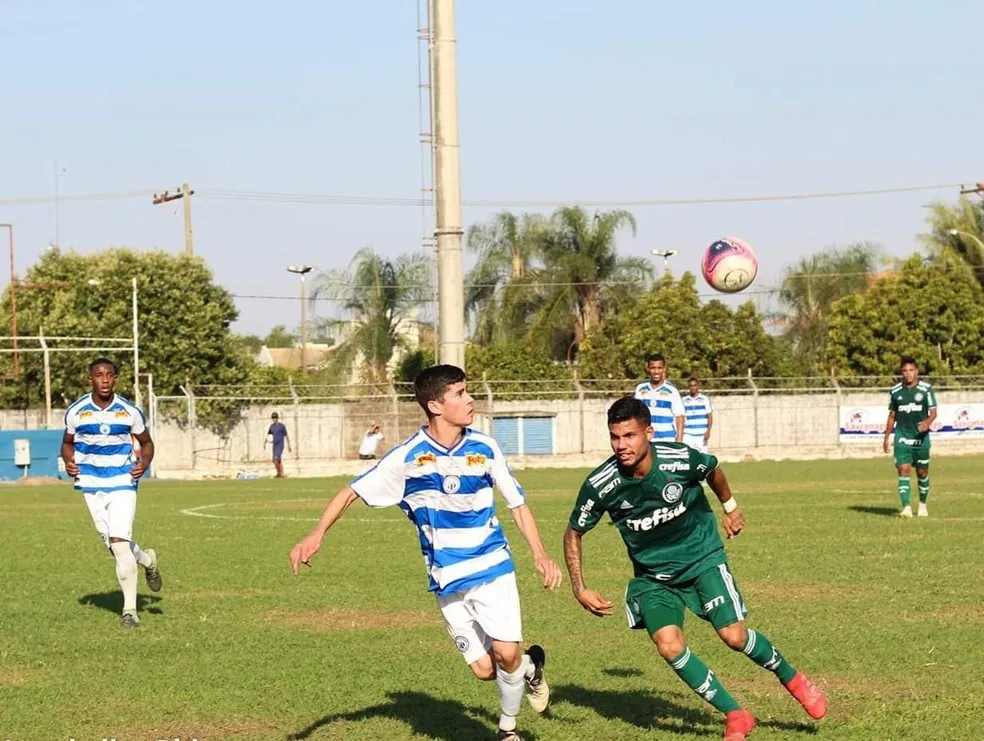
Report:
700,237,758,293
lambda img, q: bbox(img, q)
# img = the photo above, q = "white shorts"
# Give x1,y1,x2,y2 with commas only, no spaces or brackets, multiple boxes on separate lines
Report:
83,490,136,547
436,571,523,665
683,435,708,454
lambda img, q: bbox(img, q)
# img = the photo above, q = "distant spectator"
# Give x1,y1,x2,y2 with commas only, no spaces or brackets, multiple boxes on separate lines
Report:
359,424,385,460
683,377,714,453
264,412,291,478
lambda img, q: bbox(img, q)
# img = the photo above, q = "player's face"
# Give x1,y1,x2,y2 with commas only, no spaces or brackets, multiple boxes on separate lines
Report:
901,363,918,386
89,364,117,398
609,418,653,469
688,379,699,396
435,381,474,426
646,360,666,384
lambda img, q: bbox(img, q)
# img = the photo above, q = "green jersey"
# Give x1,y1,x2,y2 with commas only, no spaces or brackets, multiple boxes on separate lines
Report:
889,381,936,445
569,442,725,586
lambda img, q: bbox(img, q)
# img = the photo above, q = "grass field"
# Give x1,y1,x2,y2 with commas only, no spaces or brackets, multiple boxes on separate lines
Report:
3,455,984,741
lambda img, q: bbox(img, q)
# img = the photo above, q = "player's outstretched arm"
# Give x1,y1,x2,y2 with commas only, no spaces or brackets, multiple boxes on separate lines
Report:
509,504,563,589
289,486,359,574
706,467,744,539
563,525,613,617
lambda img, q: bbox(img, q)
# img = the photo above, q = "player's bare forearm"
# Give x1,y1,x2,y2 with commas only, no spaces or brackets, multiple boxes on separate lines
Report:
510,504,550,558
675,416,684,441
134,431,155,465
311,486,359,538
706,467,733,506
884,412,896,439
706,413,714,439
563,526,587,595
60,440,75,466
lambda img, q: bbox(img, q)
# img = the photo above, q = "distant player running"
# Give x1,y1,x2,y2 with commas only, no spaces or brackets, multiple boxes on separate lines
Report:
62,359,162,628
883,356,937,518
563,398,826,741
290,365,562,741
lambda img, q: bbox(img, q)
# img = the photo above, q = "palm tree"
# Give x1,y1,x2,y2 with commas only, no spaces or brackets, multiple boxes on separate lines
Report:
920,197,984,288
309,247,432,383
776,242,881,376
533,206,651,360
464,212,546,345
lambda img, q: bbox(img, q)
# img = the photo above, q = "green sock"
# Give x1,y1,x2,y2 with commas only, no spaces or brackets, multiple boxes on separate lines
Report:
918,476,930,503
666,647,740,713
741,628,797,685
898,477,911,508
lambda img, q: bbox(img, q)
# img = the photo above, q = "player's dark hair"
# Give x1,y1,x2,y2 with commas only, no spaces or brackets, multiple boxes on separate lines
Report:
645,353,665,365
899,355,918,370
89,357,118,374
607,396,652,429
414,364,467,417
688,376,700,383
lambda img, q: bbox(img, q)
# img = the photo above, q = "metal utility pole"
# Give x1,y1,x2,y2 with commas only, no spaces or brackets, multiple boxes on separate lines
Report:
431,0,465,370
132,277,141,409
287,265,313,373
651,249,678,276
152,183,195,255
959,181,984,198
1,223,18,381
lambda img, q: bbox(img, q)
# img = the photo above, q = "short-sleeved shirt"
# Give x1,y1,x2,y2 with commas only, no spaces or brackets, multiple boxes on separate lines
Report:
359,432,384,456
268,422,288,446
683,393,713,438
351,426,525,597
633,381,685,440
65,393,146,494
569,442,724,585
888,381,936,445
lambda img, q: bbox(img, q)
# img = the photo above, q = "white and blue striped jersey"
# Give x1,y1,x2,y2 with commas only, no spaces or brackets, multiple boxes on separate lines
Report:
64,394,146,494
633,380,685,441
683,393,714,438
350,427,526,597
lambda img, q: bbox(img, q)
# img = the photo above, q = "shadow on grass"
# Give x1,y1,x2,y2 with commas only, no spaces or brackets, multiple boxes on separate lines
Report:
550,684,717,736
760,719,820,734
288,690,510,741
79,591,163,615
602,667,646,678
848,505,899,518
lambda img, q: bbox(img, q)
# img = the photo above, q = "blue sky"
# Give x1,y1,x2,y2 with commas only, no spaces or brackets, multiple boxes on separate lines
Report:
1,0,982,335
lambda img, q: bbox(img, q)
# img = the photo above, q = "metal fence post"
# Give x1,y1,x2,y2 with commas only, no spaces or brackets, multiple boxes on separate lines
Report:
830,369,842,446
181,382,197,470
389,381,400,443
747,369,759,449
573,369,585,454
482,371,494,436
289,378,301,471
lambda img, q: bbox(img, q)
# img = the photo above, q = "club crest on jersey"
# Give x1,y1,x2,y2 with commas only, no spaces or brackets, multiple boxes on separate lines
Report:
415,452,437,467
98,423,111,435
662,482,684,503
465,453,487,467
915,392,924,402
443,475,462,494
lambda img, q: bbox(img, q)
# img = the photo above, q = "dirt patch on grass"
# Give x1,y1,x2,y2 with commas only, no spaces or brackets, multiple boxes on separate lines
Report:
120,717,278,740
0,666,33,686
742,581,873,601
928,605,984,624
270,608,439,632
10,476,64,486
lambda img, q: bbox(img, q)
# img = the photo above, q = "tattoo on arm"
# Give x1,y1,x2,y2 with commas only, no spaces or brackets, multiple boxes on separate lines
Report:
563,526,586,594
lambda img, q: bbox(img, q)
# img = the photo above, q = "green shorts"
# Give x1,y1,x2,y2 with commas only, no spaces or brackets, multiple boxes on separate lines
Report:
625,562,748,634
894,438,931,469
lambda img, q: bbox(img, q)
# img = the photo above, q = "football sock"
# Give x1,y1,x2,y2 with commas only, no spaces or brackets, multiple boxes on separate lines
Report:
496,656,530,731
666,647,740,713
898,477,911,508
110,541,138,613
130,541,153,568
918,476,930,503
741,628,797,685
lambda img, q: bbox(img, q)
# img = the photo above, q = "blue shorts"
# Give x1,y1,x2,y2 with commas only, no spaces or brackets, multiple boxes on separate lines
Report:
272,444,284,461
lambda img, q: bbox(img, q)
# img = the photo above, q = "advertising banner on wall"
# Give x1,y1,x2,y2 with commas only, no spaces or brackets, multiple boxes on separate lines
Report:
839,404,984,443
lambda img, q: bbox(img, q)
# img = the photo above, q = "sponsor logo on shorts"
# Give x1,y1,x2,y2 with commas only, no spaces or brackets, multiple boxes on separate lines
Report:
703,596,725,613
662,482,684,503
625,503,686,531
454,635,470,653
658,460,690,473
443,475,461,494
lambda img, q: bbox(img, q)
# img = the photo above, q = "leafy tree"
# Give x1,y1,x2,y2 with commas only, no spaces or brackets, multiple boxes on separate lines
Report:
776,242,881,376
919,197,984,289
827,256,984,380
396,347,436,385
0,248,256,432
465,212,546,345
532,206,651,360
309,247,431,383
236,334,265,354
465,341,572,400
263,324,298,348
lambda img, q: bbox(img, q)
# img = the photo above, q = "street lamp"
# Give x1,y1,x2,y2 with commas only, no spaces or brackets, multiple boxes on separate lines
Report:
286,265,314,373
947,228,984,253
650,249,678,275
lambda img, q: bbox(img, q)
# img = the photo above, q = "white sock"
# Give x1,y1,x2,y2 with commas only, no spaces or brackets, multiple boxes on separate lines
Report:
130,542,153,568
110,541,138,613
496,657,530,731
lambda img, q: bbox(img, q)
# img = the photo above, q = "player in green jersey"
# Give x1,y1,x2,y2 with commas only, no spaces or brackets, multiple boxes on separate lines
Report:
563,397,826,741
883,356,937,518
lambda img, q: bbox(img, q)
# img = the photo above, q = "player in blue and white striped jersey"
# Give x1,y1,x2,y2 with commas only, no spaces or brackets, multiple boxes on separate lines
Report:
633,353,685,442
290,365,562,741
62,358,161,629
682,377,714,453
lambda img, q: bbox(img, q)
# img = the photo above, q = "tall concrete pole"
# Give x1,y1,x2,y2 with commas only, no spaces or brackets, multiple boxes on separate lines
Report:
432,0,465,370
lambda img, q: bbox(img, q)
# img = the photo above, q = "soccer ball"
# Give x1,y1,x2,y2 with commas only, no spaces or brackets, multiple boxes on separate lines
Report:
700,237,758,293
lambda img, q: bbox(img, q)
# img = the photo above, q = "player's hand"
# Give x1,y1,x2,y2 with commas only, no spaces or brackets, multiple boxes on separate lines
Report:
65,459,80,477
575,588,613,617
289,534,323,575
883,438,890,454
723,509,744,539
130,461,147,480
534,555,563,590
917,420,930,433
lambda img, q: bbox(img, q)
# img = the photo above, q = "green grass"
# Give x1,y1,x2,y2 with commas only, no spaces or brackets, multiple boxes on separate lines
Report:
2,456,984,740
